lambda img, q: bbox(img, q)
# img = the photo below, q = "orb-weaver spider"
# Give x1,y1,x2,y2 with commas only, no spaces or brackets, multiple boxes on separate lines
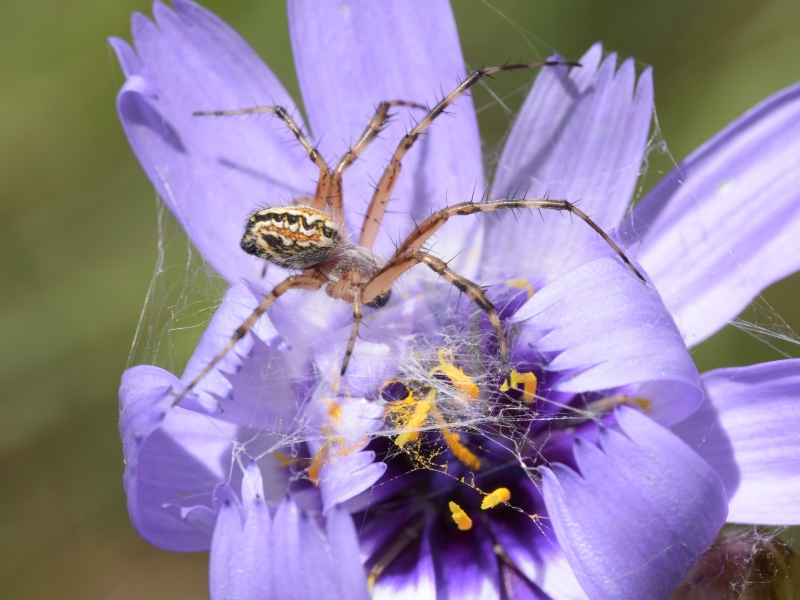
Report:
173,60,644,407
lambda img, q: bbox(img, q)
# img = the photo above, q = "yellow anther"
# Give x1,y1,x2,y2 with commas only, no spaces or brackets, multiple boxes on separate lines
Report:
500,370,537,402
441,428,481,470
587,395,652,415
506,277,534,300
448,501,473,531
328,402,342,423
273,451,294,469
481,487,511,510
394,391,435,448
308,439,331,486
431,349,479,401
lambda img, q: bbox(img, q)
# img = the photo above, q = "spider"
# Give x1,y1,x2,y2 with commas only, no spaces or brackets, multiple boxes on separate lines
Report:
173,60,644,407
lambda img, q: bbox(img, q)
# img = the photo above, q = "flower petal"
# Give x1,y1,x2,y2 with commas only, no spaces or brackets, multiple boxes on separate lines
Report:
542,406,727,600
288,0,484,276
483,44,653,285
209,463,272,600
433,521,499,600
512,256,702,423
372,523,437,600
108,36,142,77
622,81,800,346
114,1,317,284
673,359,800,525
321,450,387,514
326,506,371,600
119,365,235,550
272,497,342,600
220,335,315,432
308,394,387,513
177,281,283,413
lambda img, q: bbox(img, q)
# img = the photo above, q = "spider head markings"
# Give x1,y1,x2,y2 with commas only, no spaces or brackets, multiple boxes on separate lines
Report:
241,202,393,307
240,204,341,270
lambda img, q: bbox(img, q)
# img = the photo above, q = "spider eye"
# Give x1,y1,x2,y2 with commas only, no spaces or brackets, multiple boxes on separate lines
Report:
241,206,340,270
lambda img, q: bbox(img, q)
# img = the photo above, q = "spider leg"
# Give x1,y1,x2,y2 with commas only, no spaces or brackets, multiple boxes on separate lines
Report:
194,105,331,211
389,198,645,282
334,101,427,177
340,270,363,376
325,101,426,224
357,60,579,250
172,272,324,407
362,251,511,379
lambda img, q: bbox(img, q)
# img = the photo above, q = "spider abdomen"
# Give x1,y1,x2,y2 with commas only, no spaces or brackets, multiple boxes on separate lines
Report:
240,206,341,270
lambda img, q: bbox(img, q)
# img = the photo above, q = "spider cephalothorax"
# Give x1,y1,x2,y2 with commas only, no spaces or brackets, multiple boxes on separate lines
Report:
173,60,644,406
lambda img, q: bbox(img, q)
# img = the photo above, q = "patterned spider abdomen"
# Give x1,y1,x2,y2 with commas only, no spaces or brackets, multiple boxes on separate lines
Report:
240,206,341,270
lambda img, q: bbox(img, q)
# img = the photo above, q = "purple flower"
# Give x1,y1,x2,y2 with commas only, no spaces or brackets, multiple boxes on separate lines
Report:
111,1,800,598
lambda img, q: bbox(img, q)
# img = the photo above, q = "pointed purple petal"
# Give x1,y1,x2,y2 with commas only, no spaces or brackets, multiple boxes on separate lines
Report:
176,281,293,416
114,1,317,284
674,359,800,525
483,44,653,284
220,334,315,432
313,337,401,399
512,257,702,423
272,497,343,600
288,0,484,276
209,463,272,600
622,81,800,346
542,407,727,600
311,396,387,513
108,36,142,77
120,365,235,550
320,450,387,514
326,506,371,600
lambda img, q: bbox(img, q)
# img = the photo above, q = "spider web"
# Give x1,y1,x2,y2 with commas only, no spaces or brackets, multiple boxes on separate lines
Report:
126,7,799,555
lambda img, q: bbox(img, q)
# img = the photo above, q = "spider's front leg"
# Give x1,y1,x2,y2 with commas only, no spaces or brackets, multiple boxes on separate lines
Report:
357,60,579,250
194,105,333,212
362,251,511,380
390,198,645,281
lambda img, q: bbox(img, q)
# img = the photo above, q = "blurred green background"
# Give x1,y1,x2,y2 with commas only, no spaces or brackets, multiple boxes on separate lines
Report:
1,0,799,597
